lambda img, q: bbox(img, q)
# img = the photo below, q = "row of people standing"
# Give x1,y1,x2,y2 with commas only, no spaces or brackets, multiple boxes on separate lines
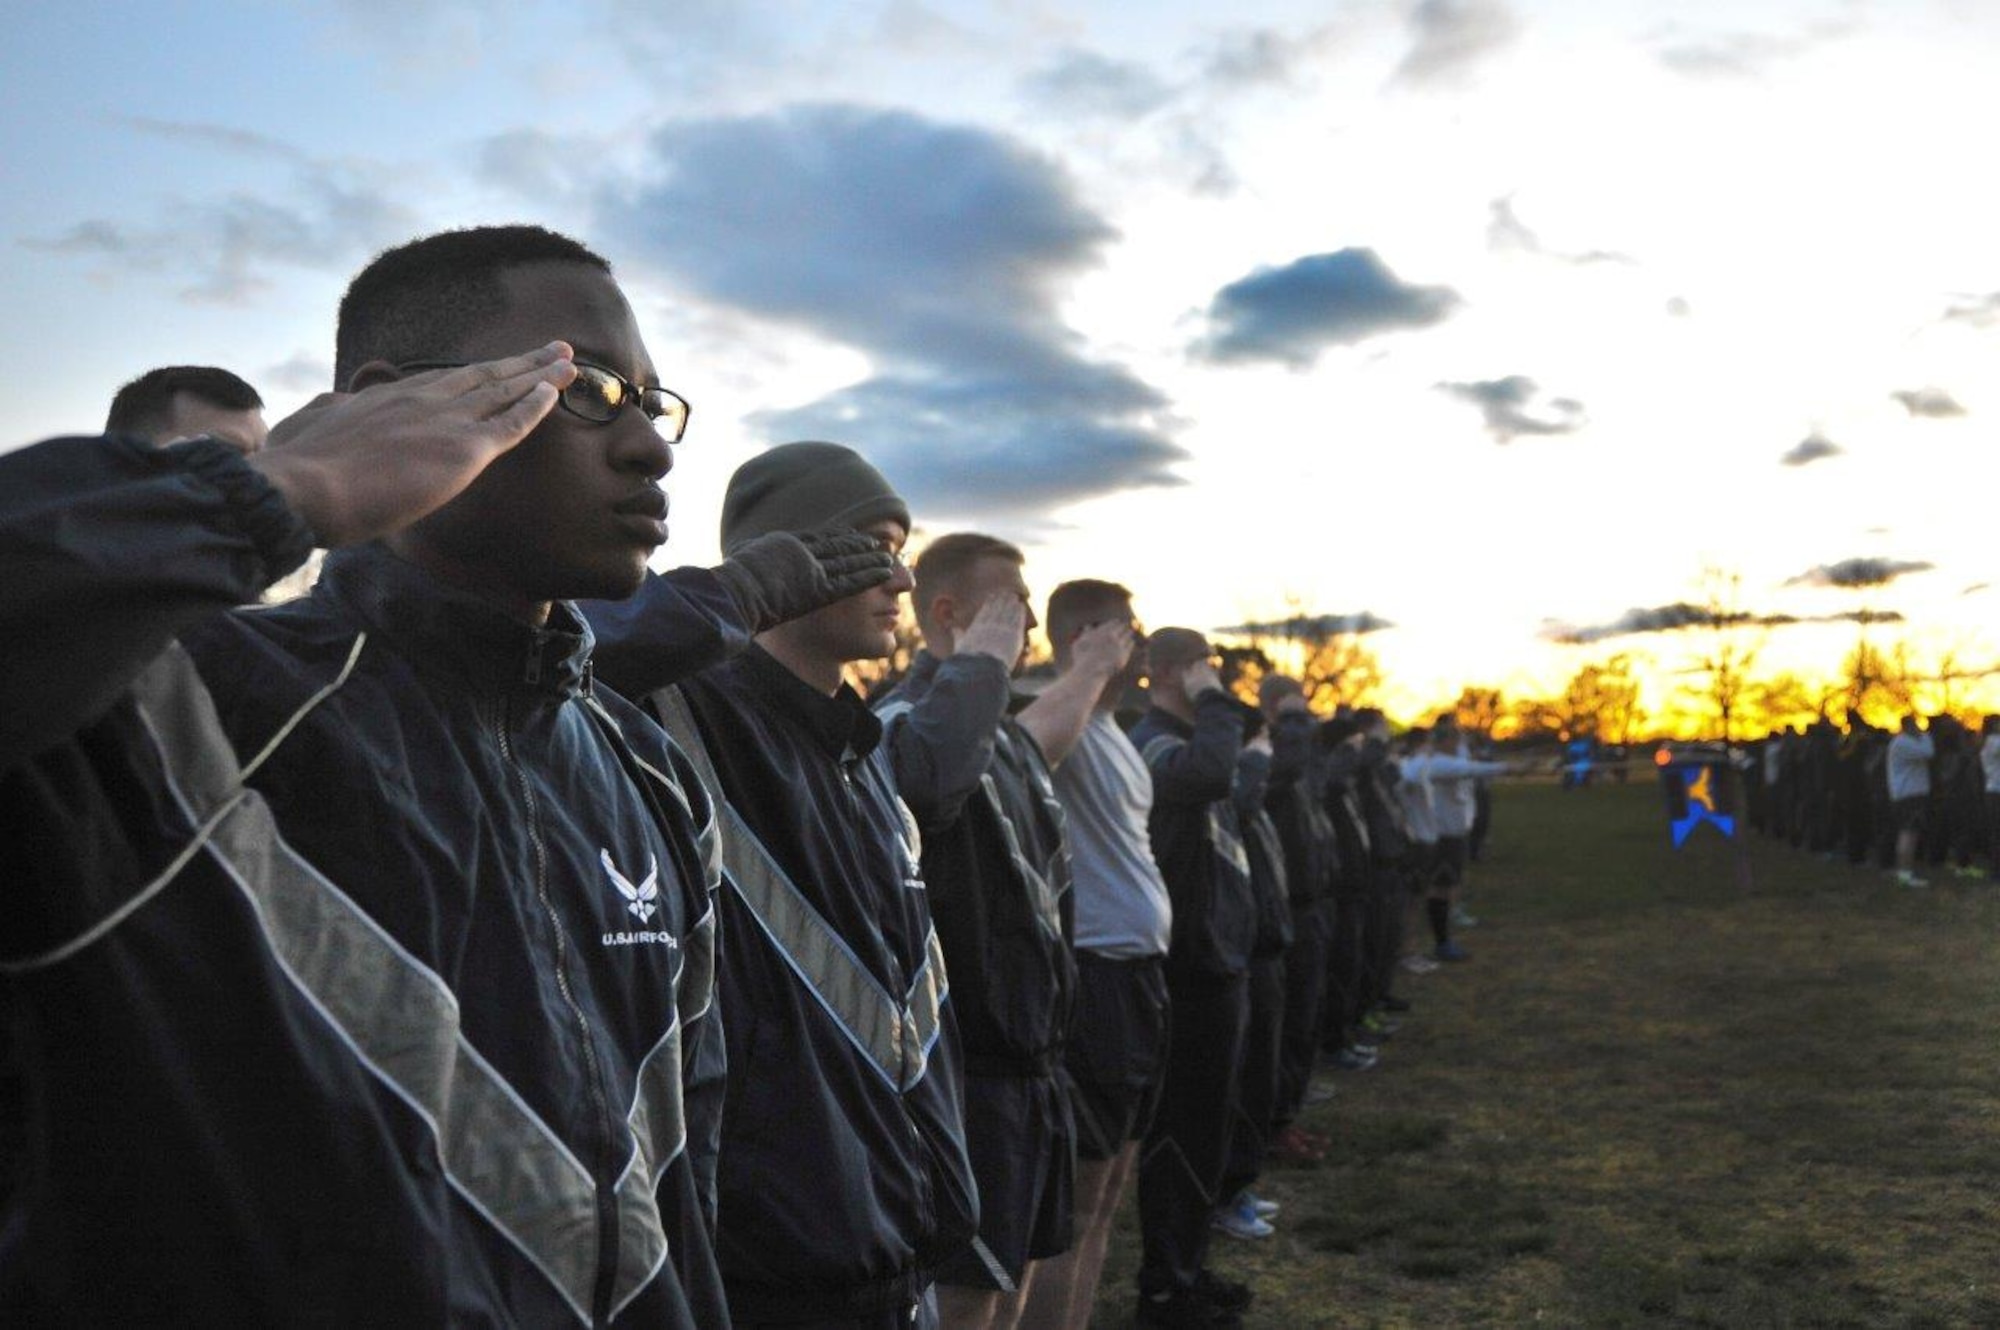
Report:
1746,713,2000,887
2,219,1530,1329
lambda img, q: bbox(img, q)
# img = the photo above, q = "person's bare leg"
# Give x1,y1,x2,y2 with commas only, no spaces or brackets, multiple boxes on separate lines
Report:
1018,1144,1133,1330
936,1285,1002,1330
990,1262,1038,1330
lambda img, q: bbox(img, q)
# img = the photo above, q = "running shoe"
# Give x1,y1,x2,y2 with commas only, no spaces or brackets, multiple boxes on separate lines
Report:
1327,1046,1379,1071
1238,1191,1281,1218
1211,1195,1274,1241
1434,939,1471,962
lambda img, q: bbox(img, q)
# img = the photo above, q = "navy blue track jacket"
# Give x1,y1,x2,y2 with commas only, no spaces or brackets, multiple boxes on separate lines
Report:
615,646,977,1323
1129,693,1255,979
877,651,1076,1075
0,435,730,1327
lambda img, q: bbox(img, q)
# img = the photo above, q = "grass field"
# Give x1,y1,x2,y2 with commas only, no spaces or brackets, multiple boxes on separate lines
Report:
1089,779,2000,1327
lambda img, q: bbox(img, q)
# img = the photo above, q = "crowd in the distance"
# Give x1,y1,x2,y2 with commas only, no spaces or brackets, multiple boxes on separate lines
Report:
1743,713,2000,888
0,223,1518,1330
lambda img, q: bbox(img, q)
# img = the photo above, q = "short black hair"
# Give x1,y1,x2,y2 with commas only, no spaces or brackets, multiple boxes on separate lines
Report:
334,225,612,387
105,366,263,439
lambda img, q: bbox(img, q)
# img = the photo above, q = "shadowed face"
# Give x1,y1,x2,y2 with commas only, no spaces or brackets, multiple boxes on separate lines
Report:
787,518,915,666
388,261,674,613
160,393,269,454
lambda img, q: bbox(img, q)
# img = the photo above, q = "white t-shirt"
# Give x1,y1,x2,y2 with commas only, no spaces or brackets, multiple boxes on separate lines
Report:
1054,711,1173,958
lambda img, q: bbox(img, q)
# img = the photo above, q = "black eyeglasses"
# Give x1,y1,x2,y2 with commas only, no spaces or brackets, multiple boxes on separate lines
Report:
398,360,690,443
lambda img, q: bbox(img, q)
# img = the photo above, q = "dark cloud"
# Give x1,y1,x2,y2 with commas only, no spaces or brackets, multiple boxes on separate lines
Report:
1964,583,1991,597
1892,387,1966,418
1779,433,1842,467
1213,612,1395,638
1193,248,1460,368
1542,603,1903,644
596,104,1183,519
1020,50,1177,119
1943,293,2000,328
22,119,415,305
1786,558,1935,589
1486,196,1632,265
1436,375,1585,443
1393,0,1523,86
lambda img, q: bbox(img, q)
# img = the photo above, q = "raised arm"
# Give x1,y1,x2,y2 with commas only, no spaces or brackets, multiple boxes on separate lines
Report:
0,345,574,768
1144,675,1246,805
877,594,1023,829
1016,618,1134,768
584,528,893,699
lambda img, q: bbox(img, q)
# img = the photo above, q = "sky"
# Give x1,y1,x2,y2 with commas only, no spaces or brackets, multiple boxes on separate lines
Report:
4,0,1996,721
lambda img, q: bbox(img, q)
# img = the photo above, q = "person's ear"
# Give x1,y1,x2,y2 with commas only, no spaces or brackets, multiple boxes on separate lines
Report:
343,359,404,393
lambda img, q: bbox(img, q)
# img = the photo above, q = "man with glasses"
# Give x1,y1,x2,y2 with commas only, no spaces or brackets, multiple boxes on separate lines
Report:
0,224,881,1326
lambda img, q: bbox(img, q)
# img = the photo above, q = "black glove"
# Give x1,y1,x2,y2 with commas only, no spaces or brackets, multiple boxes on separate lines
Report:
712,528,896,633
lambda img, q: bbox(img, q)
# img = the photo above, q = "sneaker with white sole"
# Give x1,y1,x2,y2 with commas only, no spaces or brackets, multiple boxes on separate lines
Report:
1211,1195,1275,1240
1236,1190,1280,1218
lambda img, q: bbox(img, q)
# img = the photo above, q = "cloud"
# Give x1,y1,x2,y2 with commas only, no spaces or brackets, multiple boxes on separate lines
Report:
1942,293,2000,328
261,353,334,395
1214,612,1396,638
1393,0,1524,86
1020,50,1177,119
1486,196,1633,265
596,104,1183,519
118,116,298,160
1666,296,1692,317
1542,603,1903,644
22,119,416,305
1892,387,1966,418
1657,31,1807,78
1786,558,1934,589
1436,375,1585,443
1964,583,1991,597
1193,248,1461,367
1779,433,1842,467
1652,18,1853,79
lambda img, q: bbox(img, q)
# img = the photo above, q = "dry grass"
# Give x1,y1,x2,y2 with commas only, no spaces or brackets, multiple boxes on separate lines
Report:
1089,780,2000,1327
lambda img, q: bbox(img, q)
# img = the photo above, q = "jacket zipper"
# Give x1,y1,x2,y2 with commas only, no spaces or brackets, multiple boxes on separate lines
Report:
498,691,620,1326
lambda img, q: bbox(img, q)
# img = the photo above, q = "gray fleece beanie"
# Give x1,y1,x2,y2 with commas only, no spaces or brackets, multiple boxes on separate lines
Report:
720,441,911,554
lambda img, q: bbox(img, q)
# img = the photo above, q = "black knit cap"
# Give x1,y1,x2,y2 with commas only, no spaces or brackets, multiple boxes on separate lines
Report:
720,441,912,554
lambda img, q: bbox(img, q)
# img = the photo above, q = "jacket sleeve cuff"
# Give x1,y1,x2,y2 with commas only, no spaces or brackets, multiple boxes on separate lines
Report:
163,437,316,584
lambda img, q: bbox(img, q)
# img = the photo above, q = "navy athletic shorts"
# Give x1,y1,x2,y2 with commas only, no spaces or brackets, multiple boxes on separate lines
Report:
1063,952,1169,1162
936,1069,1075,1290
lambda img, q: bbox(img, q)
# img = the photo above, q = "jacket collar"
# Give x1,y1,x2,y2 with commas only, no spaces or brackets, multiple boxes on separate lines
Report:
738,644,883,765
318,543,594,697
1142,703,1194,739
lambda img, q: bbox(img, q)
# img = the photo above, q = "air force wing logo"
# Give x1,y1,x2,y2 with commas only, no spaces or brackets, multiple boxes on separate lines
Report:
601,849,660,924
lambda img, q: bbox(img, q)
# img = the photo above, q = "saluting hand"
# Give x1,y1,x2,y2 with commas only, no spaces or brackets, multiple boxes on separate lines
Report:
953,593,1029,668
251,343,577,548
1069,618,1135,679
1182,660,1224,699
